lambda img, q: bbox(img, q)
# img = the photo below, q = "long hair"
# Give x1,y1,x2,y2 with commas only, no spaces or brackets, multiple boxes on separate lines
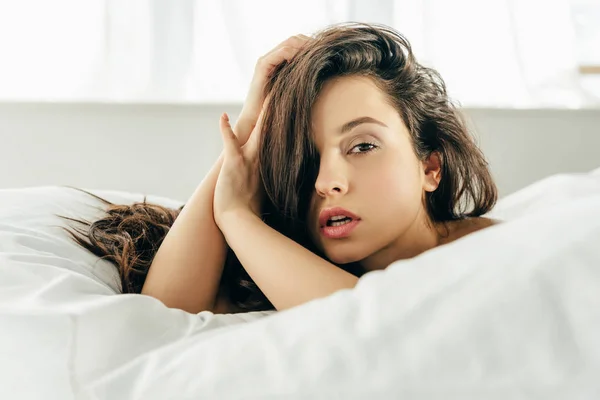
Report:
57,22,497,313
258,22,497,235
57,187,275,311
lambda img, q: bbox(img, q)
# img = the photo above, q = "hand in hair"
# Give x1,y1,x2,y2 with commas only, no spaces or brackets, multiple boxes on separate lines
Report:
234,34,312,144
213,34,312,225
214,112,264,225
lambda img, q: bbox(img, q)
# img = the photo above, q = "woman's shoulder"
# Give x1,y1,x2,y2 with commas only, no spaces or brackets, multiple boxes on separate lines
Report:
468,216,502,230
441,216,501,244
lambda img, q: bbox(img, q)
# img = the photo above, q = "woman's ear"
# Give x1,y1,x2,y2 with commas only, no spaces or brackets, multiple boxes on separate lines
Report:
422,151,442,192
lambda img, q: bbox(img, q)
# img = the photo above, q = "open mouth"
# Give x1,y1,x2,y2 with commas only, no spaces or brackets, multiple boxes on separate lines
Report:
320,217,361,239
326,216,353,227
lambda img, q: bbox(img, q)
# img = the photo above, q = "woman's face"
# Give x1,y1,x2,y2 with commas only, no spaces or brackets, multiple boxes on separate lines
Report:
306,75,440,270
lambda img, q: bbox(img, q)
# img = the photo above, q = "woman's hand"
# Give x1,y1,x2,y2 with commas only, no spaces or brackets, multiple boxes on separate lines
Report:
213,111,265,228
233,34,312,145
213,113,360,311
214,34,313,226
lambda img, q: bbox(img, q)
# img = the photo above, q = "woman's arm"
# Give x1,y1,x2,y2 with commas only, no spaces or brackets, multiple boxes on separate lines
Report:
141,152,227,313
219,209,359,311
141,34,312,314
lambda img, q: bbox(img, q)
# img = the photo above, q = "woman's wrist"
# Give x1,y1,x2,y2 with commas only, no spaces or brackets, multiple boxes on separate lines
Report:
217,208,257,240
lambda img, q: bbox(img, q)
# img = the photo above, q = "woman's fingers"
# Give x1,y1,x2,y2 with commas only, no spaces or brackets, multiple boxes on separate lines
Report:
256,46,298,74
243,106,266,157
220,113,241,157
235,34,312,145
243,35,312,115
255,35,311,75
260,35,310,61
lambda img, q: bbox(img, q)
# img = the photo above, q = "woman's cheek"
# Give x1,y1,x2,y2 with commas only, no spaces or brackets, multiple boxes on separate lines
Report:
370,161,420,200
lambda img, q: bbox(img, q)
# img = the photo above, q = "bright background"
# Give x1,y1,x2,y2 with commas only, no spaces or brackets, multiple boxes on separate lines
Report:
1,0,599,200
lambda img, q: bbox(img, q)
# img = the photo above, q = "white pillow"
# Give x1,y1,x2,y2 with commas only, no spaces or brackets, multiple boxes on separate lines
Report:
0,186,184,294
0,185,277,313
1,167,599,399
485,168,600,221
0,185,277,399
2,164,598,297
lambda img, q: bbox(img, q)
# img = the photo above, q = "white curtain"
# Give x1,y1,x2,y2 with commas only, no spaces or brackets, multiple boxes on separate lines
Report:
0,0,595,107
221,0,592,108
391,0,588,108
0,0,195,102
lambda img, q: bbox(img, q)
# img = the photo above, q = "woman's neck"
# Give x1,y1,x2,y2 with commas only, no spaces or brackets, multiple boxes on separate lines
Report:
359,216,499,272
359,212,443,272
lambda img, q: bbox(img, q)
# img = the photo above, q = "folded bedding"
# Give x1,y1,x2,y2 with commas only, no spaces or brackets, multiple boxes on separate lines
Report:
1,168,599,399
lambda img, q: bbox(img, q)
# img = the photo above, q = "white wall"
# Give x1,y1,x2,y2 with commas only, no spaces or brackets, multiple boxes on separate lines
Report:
1,102,599,202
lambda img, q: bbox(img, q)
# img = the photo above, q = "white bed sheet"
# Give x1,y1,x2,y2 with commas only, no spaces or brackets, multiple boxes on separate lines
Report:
1,168,599,399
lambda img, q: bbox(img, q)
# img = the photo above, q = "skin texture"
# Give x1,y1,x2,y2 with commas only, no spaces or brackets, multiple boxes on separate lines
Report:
142,35,312,314
212,74,498,311
306,75,497,272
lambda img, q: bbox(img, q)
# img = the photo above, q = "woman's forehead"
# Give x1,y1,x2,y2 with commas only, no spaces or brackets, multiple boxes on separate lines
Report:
309,76,400,142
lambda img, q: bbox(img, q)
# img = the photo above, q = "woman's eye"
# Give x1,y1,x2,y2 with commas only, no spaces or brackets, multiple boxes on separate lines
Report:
349,142,378,155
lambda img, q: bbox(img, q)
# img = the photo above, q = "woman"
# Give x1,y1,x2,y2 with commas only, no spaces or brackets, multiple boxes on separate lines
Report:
58,22,498,315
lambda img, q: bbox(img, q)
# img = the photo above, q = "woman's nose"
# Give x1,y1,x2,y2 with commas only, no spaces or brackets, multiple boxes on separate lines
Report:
314,161,348,198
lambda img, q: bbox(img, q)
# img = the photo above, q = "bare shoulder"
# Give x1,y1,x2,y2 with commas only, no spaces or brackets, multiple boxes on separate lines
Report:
469,216,502,230
441,216,502,244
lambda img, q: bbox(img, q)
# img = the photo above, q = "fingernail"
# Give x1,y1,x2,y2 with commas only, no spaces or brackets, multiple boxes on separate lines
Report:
222,112,229,122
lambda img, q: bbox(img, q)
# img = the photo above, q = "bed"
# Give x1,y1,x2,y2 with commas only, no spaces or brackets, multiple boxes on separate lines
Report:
1,168,599,399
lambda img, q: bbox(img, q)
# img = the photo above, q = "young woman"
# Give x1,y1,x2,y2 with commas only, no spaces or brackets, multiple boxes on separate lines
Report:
59,22,498,315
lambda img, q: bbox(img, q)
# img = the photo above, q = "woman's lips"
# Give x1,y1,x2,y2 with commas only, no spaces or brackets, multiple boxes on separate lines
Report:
320,219,361,239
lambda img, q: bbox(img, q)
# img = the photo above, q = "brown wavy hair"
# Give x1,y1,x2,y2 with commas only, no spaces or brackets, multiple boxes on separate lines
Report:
57,22,497,313
56,187,276,311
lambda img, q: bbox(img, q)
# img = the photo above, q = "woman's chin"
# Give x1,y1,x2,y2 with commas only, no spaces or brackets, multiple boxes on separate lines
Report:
323,245,363,265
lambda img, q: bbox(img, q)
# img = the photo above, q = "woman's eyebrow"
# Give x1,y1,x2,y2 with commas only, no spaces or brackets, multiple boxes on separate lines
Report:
338,116,388,135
